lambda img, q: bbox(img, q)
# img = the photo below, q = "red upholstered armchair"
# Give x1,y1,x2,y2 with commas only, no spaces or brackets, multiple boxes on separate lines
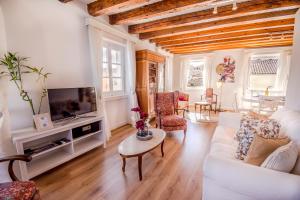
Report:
0,155,41,200
174,91,190,117
155,92,187,135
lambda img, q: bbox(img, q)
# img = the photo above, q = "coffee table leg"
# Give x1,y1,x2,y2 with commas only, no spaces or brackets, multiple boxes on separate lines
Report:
122,157,126,172
138,155,143,181
161,140,165,157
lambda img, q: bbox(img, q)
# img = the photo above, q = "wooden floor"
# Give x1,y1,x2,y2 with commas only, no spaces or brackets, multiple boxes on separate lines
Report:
34,115,217,200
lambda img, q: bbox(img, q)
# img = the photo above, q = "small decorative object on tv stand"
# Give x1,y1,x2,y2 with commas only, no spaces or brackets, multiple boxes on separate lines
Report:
33,113,54,131
11,115,105,181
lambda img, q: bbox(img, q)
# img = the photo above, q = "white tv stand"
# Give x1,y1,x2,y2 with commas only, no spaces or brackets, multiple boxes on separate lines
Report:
11,115,105,181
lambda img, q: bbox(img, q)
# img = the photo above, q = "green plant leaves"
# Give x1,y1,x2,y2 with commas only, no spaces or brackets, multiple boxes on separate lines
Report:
0,52,50,115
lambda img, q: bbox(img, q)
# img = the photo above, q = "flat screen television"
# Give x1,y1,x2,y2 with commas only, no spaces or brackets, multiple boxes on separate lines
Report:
48,87,97,121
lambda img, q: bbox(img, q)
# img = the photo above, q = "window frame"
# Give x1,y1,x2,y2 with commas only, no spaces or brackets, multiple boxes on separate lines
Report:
102,41,126,97
184,59,206,91
247,53,281,93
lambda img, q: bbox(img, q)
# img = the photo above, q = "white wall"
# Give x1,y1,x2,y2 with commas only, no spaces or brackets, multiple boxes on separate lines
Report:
173,47,292,110
105,97,129,130
0,0,94,130
0,0,173,131
0,3,12,182
210,50,244,109
173,49,244,109
0,5,6,55
286,10,300,111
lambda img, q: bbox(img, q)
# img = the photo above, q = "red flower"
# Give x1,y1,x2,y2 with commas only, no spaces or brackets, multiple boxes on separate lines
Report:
136,120,145,130
131,107,141,112
139,111,148,119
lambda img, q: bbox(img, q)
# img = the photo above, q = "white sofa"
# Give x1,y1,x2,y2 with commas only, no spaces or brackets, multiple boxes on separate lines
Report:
203,110,300,200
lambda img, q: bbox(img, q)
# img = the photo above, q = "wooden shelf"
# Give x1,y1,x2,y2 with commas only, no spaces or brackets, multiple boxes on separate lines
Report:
31,142,72,158
28,150,72,178
73,130,102,142
74,138,104,155
11,115,105,180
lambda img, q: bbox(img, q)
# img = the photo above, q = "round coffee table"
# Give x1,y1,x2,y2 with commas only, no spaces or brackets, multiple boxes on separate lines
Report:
118,128,166,181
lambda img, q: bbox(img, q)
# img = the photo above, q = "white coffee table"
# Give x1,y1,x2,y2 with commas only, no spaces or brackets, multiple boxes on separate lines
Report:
118,128,166,181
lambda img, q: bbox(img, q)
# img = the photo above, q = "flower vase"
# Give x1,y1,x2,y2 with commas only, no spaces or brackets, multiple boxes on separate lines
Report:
136,127,153,141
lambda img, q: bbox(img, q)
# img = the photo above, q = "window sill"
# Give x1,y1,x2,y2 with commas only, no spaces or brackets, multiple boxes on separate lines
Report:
104,95,128,102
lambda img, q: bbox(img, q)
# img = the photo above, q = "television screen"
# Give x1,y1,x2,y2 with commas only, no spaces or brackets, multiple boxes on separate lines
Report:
48,87,97,121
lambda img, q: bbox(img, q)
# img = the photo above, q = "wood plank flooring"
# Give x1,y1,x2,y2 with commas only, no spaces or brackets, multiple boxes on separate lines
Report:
34,117,216,200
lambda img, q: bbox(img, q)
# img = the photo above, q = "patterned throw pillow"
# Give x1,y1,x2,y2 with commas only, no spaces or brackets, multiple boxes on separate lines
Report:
235,115,281,160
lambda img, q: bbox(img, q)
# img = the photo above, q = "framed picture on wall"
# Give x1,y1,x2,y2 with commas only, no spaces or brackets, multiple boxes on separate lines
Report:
33,113,54,131
216,56,236,83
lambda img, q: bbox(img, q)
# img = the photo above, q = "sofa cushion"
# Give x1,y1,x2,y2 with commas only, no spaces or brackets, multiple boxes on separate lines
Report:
211,126,237,146
235,117,281,160
261,141,298,173
210,126,238,159
271,108,300,175
210,143,237,159
245,135,290,166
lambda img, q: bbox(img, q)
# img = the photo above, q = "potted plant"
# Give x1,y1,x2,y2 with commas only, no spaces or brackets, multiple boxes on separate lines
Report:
0,52,50,116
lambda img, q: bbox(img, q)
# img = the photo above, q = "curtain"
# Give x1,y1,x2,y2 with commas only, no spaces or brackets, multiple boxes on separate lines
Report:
0,91,15,181
164,56,173,91
203,56,212,88
179,58,188,91
126,40,139,126
276,50,291,93
88,26,111,141
241,52,251,97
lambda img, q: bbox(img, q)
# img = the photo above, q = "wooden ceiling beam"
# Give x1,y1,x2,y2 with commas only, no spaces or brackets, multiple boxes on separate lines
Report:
171,42,293,54
164,34,294,50
88,0,149,16
129,0,300,34
166,37,293,51
157,26,294,47
109,0,212,25
140,9,298,40
172,39,293,49
150,18,295,43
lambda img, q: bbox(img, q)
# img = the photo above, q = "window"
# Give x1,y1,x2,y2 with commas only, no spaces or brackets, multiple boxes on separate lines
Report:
186,60,205,89
248,54,280,94
102,42,125,96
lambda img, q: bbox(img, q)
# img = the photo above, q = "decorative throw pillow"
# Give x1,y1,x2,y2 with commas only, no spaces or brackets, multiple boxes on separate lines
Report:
235,116,281,160
261,141,298,173
244,134,290,166
248,111,269,121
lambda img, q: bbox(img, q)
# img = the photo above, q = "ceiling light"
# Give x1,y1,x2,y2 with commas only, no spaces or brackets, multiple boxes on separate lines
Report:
281,33,285,40
232,1,238,11
213,5,218,14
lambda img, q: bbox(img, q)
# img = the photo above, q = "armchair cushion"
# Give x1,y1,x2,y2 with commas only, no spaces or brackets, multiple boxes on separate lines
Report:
0,181,39,200
156,92,175,116
161,115,187,127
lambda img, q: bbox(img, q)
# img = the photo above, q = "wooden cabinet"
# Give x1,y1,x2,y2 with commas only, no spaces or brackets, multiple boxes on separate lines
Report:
136,50,165,117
